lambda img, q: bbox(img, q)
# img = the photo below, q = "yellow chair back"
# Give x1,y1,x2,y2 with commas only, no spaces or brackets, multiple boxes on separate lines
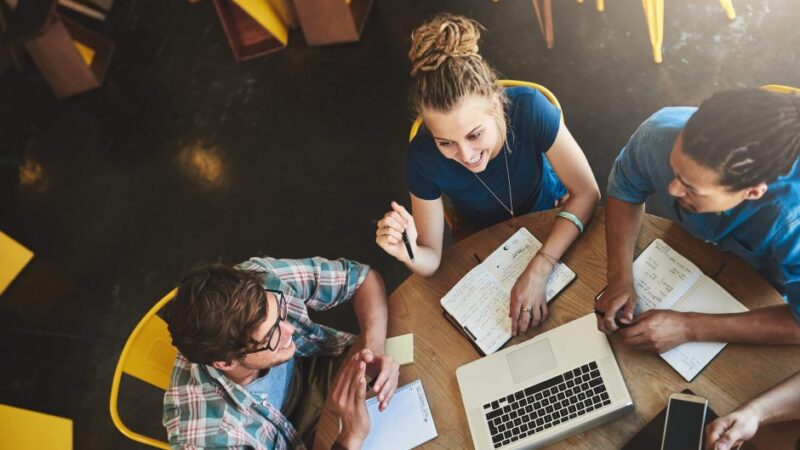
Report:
761,84,800,96
408,79,561,142
109,289,177,449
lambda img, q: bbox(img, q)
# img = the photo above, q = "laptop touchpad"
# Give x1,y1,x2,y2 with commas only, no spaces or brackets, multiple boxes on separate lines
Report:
506,338,557,384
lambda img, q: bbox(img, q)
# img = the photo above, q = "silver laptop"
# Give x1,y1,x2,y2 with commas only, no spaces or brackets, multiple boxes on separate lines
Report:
456,313,634,449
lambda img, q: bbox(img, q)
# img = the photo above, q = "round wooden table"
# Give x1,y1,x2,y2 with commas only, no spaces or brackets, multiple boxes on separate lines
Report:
315,209,800,449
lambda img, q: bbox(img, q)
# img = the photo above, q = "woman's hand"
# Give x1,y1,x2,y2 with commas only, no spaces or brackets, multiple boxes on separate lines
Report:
375,201,417,263
704,406,761,450
509,254,553,336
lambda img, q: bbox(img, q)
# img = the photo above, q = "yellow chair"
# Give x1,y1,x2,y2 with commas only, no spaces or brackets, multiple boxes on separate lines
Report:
577,0,604,13
109,289,178,450
642,0,736,63
761,84,800,96
409,79,561,141
0,404,73,450
0,230,34,297
408,79,562,238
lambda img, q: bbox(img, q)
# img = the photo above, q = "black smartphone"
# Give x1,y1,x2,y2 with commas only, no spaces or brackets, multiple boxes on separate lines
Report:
660,392,708,450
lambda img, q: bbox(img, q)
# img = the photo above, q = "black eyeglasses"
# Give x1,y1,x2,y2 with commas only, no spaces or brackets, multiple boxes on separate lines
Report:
242,289,288,355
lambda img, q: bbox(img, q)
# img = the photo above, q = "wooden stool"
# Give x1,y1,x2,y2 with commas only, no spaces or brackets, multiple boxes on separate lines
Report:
212,0,290,61
6,0,113,98
291,0,372,46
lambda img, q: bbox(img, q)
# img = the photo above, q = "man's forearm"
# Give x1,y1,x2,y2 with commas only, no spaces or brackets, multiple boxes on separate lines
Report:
352,269,389,353
605,198,645,282
689,304,800,345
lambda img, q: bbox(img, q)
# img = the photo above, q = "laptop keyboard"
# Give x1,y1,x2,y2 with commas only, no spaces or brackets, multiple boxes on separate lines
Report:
482,361,611,448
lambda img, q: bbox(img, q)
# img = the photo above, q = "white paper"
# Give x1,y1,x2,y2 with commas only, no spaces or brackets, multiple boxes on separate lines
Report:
632,240,749,382
659,276,749,381
361,379,437,450
441,228,576,354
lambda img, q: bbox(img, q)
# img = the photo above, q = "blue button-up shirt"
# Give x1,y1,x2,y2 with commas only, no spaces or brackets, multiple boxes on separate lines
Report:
607,107,800,323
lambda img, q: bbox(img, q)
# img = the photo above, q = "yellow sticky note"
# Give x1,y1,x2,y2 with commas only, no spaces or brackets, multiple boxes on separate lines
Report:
0,404,72,450
0,231,33,296
385,334,414,366
73,41,95,66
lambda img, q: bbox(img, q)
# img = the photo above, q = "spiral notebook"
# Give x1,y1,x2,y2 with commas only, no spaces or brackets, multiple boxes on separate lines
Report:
361,379,437,450
440,228,576,355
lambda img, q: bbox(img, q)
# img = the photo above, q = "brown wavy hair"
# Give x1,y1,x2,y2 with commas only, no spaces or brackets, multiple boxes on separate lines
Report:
408,13,506,116
166,264,266,365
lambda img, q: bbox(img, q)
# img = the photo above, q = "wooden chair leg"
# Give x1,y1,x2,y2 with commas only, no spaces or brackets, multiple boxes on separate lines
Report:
719,0,736,20
531,0,554,49
642,0,664,63
543,0,553,48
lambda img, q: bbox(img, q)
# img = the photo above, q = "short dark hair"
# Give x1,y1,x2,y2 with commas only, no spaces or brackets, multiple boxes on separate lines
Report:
166,264,266,365
682,88,800,191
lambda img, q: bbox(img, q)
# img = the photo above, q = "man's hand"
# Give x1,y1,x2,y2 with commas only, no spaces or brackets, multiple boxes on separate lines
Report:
509,258,551,336
620,310,693,353
596,278,638,334
704,406,760,450
331,358,370,450
358,349,400,412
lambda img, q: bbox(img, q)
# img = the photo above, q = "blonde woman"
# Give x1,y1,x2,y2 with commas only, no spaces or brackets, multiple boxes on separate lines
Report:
375,14,599,336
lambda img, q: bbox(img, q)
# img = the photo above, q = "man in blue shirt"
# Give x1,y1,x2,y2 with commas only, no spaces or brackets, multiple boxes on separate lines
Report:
598,88,800,353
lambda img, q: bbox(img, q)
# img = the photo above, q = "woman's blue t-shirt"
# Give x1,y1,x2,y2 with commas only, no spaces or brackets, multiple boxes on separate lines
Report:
405,86,566,229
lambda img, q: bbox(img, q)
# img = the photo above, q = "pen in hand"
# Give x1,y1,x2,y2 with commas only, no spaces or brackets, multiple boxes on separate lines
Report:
402,230,415,262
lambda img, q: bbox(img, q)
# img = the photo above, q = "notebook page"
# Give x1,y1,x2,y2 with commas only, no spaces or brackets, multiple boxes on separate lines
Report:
440,264,511,355
660,276,749,381
362,379,437,450
483,228,576,300
633,239,703,314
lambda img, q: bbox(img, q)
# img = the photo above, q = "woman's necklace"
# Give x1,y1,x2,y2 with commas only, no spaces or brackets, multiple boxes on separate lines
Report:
473,142,514,218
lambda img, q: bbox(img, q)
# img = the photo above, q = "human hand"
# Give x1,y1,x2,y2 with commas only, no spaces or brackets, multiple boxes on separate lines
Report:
331,358,370,449
375,201,417,263
620,309,693,353
704,406,760,450
509,256,551,336
596,278,637,334
358,349,400,412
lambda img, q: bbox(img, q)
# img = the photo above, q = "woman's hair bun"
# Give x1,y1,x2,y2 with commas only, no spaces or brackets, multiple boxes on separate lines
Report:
409,14,484,76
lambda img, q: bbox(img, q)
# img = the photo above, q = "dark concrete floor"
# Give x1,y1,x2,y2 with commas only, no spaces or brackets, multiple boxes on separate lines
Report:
0,0,798,448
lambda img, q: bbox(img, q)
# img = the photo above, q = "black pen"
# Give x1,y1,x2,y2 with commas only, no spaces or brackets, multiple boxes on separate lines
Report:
402,230,415,262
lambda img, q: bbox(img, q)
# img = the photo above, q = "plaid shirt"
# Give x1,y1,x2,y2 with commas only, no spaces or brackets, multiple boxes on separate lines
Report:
162,257,369,449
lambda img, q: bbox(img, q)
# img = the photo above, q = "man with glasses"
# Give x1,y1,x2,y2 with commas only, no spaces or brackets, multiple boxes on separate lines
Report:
162,256,399,450
597,88,800,352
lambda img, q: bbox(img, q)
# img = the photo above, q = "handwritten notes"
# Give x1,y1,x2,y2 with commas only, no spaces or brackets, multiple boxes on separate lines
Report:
632,239,701,314
633,239,748,381
441,228,576,355
362,379,437,450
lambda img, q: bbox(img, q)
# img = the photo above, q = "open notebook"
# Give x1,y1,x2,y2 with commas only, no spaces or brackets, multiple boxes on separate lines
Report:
361,379,437,450
631,239,748,382
440,228,576,355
